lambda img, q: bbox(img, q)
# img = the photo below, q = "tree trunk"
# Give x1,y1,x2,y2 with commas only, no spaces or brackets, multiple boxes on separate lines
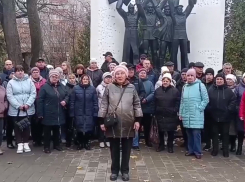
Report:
2,0,22,66
27,0,43,68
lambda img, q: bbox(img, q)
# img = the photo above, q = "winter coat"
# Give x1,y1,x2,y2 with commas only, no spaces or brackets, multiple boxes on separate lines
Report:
37,81,69,125
96,81,107,108
196,73,205,81
30,76,46,98
155,86,180,131
203,80,214,121
6,74,36,117
69,84,98,133
239,92,245,131
235,81,245,131
136,63,144,72
228,85,237,135
140,78,155,114
101,58,119,73
0,68,14,83
147,69,159,85
179,79,209,129
176,78,186,95
0,86,8,118
98,82,143,138
208,84,236,123
66,82,76,96
172,71,180,82
39,67,50,80
86,68,103,88
128,76,146,100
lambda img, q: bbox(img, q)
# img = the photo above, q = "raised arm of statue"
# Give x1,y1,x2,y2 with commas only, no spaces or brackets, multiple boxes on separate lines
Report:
116,0,127,19
143,0,151,8
158,0,168,10
168,0,176,24
184,0,196,18
136,0,146,19
150,0,163,19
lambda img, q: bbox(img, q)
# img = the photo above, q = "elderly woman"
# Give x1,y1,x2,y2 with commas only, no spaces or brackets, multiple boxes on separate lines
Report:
155,73,180,153
38,69,69,153
226,74,238,153
70,74,98,150
179,69,209,159
98,65,143,181
155,66,176,89
87,58,103,88
96,72,112,148
6,65,36,154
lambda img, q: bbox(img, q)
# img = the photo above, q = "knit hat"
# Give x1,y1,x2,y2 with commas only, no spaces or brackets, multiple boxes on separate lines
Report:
90,58,97,63
186,69,196,79
109,63,117,67
162,73,172,81
138,68,147,74
114,65,129,78
205,68,214,76
226,74,237,83
215,72,226,81
161,66,169,74
55,67,64,79
120,62,127,66
102,72,112,80
181,68,188,73
49,69,60,78
31,67,40,73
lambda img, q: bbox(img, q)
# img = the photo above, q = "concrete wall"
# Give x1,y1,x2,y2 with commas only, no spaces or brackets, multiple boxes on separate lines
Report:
91,0,225,73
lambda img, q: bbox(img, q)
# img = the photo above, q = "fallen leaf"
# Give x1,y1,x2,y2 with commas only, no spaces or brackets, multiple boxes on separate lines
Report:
130,156,138,159
77,167,83,170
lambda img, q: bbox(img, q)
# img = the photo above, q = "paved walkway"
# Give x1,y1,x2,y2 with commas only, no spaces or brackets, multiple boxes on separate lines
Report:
0,142,245,182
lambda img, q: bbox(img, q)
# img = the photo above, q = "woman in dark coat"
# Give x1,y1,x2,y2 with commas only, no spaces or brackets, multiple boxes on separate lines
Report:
69,74,98,150
38,70,69,153
86,58,103,88
208,73,236,157
155,73,180,153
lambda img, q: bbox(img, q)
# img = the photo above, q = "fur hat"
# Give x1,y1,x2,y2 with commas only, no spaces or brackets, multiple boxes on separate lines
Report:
114,65,129,78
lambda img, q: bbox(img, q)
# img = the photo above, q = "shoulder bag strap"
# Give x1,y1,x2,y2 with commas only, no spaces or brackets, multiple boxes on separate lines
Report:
114,87,126,113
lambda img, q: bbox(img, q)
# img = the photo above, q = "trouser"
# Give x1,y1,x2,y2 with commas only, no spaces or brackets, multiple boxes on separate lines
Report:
61,124,66,140
97,119,107,143
31,114,43,144
109,138,133,175
186,128,202,155
159,131,174,147
77,132,90,145
12,116,31,144
212,122,230,152
179,120,188,150
6,115,15,144
159,41,172,68
141,114,152,145
171,39,188,69
132,131,139,147
43,125,60,149
237,131,244,144
204,118,212,147
0,118,3,146
66,117,74,145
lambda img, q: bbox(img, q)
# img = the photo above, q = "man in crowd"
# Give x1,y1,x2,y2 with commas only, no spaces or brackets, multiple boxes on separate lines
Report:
194,62,205,80
36,58,50,79
136,54,147,72
218,63,233,75
143,59,159,85
0,60,14,82
164,61,180,81
127,63,146,151
101,52,119,73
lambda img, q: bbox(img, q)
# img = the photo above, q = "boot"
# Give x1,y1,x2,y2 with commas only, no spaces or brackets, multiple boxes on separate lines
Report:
236,143,243,155
17,143,24,154
156,145,165,152
167,143,174,153
223,150,229,158
230,136,236,152
23,143,31,153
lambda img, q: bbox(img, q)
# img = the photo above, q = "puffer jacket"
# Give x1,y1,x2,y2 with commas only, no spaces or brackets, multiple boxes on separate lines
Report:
140,78,154,114
86,68,103,88
155,86,180,131
37,80,69,125
179,79,209,129
235,81,245,131
69,84,98,133
6,74,36,117
0,86,8,118
96,81,107,108
30,76,46,98
208,84,236,123
98,82,143,138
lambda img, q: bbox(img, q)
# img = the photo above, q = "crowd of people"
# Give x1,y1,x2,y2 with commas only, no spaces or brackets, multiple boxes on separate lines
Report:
0,52,245,181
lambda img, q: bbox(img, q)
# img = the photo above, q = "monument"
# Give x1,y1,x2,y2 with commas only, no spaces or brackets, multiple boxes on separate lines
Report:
91,0,225,73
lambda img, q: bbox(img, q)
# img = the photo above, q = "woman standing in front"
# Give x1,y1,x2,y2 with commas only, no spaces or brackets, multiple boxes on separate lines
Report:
98,65,143,181
155,73,180,153
37,69,69,153
179,69,209,159
69,74,98,150
6,65,36,154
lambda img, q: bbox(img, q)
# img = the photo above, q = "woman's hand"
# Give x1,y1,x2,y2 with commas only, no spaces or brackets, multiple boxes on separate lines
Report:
134,122,140,131
60,101,66,106
240,117,244,120
179,116,182,120
100,124,106,131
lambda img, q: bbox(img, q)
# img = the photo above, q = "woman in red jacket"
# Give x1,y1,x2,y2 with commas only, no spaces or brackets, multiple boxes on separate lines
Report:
239,92,245,134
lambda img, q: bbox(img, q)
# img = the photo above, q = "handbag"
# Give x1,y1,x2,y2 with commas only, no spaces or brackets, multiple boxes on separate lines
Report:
104,87,126,127
15,109,30,131
149,116,160,145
